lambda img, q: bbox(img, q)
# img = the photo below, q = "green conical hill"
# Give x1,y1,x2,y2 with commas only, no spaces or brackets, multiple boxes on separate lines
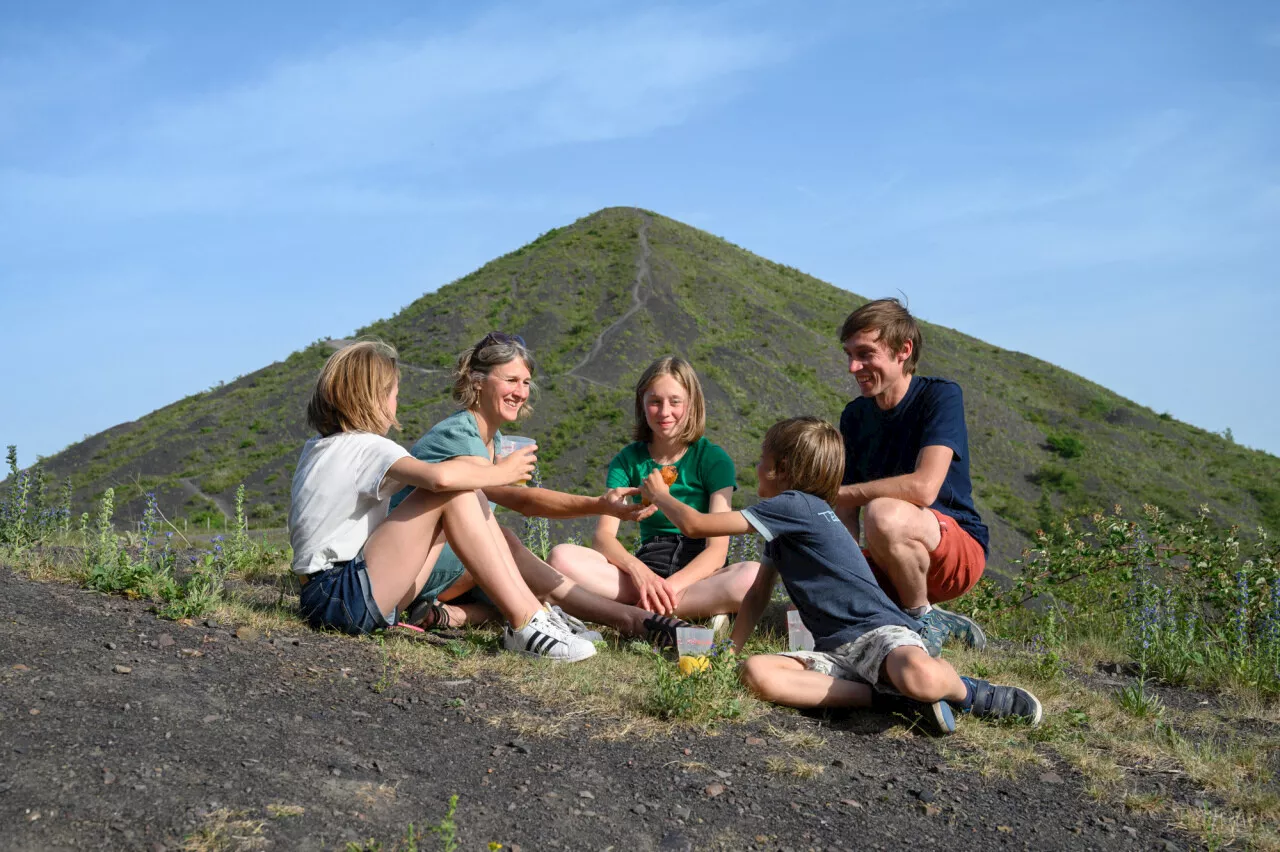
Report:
14,207,1279,574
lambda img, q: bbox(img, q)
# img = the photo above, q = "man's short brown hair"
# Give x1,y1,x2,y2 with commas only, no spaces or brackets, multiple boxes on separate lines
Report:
838,298,923,375
761,417,844,505
306,340,400,437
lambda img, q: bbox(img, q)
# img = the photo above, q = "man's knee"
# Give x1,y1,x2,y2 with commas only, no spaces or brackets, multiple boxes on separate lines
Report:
739,656,776,700
863,498,919,545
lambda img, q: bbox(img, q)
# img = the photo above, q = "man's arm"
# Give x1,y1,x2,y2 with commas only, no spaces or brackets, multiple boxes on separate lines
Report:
484,485,655,521
834,444,954,510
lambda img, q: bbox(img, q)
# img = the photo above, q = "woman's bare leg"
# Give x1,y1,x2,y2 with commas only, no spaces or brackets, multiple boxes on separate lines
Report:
672,561,762,620
501,528,651,636
363,488,541,627
547,543,642,603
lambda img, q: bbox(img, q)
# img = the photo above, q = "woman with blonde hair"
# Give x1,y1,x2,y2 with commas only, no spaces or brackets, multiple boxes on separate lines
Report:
549,356,760,620
288,339,596,661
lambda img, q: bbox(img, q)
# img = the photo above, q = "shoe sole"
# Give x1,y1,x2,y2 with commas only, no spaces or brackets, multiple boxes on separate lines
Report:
933,606,987,650
507,642,598,663
1022,690,1044,727
929,700,957,736
708,614,731,637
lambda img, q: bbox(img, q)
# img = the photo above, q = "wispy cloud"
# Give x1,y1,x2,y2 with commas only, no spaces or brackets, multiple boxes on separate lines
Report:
0,6,785,219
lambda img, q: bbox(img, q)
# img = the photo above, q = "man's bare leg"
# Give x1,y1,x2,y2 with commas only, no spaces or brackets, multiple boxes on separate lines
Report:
861,497,940,609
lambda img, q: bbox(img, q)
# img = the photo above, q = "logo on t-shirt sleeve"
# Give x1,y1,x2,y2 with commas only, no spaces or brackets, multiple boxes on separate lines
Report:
818,510,839,524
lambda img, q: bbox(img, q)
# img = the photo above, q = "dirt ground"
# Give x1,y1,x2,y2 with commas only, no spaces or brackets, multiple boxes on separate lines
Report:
0,567,1194,851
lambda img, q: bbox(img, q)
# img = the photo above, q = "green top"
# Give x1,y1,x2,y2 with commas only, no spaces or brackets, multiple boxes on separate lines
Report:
606,436,736,540
388,410,503,511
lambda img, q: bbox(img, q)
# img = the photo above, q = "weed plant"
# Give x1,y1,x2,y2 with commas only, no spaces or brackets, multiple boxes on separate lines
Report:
644,639,746,724
967,503,1280,695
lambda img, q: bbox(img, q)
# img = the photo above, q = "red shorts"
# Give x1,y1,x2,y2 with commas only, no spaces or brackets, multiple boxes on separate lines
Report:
862,509,985,606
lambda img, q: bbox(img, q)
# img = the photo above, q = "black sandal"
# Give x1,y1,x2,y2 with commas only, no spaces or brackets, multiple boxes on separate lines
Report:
643,614,691,649
404,599,453,630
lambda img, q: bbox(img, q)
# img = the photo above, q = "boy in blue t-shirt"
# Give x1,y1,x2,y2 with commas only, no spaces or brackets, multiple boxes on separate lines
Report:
640,417,1042,734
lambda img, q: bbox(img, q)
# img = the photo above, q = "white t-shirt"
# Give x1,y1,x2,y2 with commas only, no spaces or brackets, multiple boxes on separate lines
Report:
288,431,410,575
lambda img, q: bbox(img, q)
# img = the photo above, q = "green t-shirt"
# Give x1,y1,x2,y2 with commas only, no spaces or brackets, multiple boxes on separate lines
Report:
606,436,736,541
388,410,503,511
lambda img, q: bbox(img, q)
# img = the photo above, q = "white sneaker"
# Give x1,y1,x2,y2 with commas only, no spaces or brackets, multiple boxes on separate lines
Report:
503,608,597,662
549,605,605,643
708,613,731,638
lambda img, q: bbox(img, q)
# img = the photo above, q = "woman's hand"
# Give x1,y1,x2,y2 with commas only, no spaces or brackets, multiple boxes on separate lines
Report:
495,444,537,485
629,562,679,615
598,487,657,522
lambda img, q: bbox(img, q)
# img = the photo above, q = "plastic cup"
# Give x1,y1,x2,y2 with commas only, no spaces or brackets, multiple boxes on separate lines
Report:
497,436,537,486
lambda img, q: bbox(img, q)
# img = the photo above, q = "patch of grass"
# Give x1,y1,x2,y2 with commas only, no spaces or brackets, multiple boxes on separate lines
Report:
182,808,266,852
763,723,825,751
264,804,305,819
764,755,825,779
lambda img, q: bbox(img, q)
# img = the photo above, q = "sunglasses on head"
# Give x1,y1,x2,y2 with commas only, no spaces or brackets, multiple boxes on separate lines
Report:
476,331,526,350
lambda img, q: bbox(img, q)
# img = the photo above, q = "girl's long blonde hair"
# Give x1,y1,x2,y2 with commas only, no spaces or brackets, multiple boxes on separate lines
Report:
632,356,706,445
306,340,400,436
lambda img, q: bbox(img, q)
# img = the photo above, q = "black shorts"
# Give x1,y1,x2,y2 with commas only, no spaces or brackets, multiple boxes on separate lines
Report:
634,535,710,579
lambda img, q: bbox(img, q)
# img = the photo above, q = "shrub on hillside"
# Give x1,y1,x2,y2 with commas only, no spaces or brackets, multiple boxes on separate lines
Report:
1046,431,1085,459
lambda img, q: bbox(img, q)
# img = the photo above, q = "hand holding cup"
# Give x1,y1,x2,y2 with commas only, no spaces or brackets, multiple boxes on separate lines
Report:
495,436,537,486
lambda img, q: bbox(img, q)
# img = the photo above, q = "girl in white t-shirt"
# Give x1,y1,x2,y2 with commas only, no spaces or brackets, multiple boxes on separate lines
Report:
288,340,596,662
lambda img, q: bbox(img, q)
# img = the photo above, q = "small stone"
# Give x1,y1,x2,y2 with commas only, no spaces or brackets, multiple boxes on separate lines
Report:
919,803,942,817
180,649,203,658
829,758,845,768
28,708,39,716
928,764,943,774
202,715,220,724
840,799,862,809
632,804,648,815
26,811,40,822
682,748,692,755
157,634,174,648
915,789,936,803
1039,772,1063,784
659,833,692,852
671,804,691,819
234,626,259,641
704,782,725,798
996,825,1012,834
12,664,28,671
579,791,594,799
104,642,116,650
113,665,132,674
102,770,115,785
1162,842,1182,852
745,736,765,746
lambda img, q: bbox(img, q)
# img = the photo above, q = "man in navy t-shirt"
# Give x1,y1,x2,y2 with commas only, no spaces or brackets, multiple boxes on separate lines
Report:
834,299,989,655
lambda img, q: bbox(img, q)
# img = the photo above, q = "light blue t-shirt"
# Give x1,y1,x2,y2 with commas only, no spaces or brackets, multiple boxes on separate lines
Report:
388,410,503,511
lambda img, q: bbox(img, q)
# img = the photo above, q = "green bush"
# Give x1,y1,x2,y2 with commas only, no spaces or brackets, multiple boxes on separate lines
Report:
1046,432,1085,459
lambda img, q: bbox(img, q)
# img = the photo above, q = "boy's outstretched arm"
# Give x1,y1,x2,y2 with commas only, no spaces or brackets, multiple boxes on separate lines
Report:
730,559,778,652
640,469,753,538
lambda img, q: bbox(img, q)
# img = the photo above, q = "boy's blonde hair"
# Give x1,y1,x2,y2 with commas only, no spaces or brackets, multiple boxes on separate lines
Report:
838,298,923,375
451,332,536,419
761,417,844,505
307,340,401,437
632,356,706,445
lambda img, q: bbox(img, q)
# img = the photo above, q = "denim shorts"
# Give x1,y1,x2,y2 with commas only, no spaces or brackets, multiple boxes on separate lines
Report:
635,534,709,579
298,555,395,636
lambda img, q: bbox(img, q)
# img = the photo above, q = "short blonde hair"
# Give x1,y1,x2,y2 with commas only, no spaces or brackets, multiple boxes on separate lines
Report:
761,417,844,505
307,340,400,437
451,332,537,419
632,356,707,445
839,298,923,375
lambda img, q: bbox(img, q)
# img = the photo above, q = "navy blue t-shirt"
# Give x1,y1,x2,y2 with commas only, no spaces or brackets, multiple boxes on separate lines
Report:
741,490,918,652
839,376,988,555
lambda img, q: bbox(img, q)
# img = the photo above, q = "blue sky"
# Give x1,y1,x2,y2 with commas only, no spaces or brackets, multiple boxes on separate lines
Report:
2,0,1278,466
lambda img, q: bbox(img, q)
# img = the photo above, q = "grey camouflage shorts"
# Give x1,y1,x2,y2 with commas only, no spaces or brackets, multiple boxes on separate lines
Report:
780,625,926,689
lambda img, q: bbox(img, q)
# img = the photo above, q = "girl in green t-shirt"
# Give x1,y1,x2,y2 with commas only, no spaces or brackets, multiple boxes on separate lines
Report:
549,357,761,619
